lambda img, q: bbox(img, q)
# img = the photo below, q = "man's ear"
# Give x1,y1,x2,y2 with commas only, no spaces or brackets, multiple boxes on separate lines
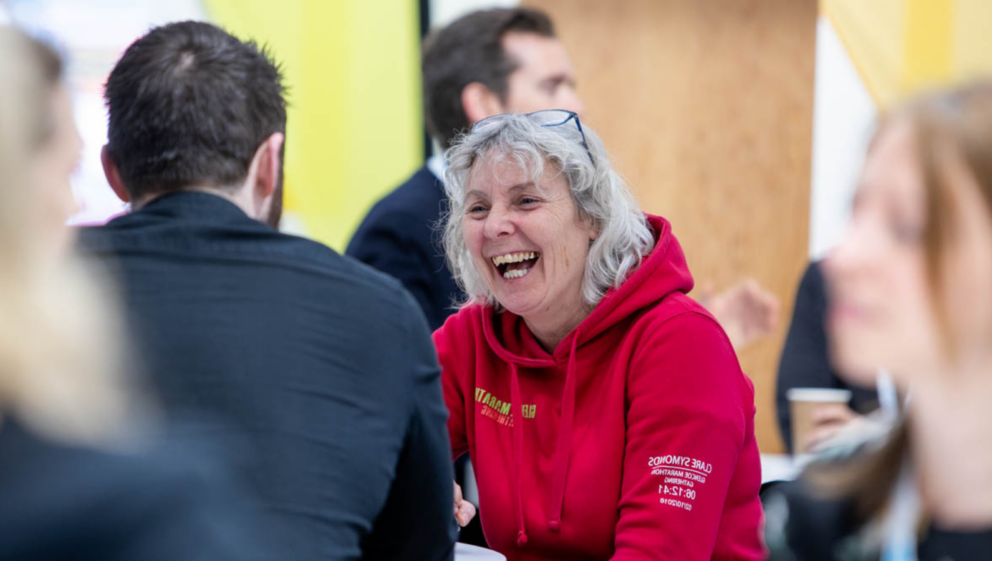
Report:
461,82,506,125
252,132,285,200
101,145,130,203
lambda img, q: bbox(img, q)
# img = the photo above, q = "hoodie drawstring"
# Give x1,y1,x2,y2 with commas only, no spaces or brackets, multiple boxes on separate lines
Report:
508,331,581,548
509,362,528,547
548,332,579,532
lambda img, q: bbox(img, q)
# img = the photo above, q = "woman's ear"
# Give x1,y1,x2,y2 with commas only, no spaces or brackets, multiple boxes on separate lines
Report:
584,213,600,241
590,224,600,241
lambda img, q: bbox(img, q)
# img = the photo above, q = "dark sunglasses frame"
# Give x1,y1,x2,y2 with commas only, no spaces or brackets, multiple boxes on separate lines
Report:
472,109,595,165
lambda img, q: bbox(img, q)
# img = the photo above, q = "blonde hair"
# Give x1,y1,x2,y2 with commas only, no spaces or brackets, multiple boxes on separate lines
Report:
0,28,134,445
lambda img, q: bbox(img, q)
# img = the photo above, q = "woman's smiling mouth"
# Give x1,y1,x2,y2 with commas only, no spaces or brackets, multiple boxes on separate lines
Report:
492,251,541,279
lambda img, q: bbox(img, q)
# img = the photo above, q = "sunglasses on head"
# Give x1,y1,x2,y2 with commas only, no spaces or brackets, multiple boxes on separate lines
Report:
471,109,594,165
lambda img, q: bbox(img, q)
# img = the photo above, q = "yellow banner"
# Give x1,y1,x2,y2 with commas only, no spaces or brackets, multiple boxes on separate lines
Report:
823,0,992,109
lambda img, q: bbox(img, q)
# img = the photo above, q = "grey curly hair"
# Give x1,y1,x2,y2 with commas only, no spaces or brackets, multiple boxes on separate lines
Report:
442,113,655,307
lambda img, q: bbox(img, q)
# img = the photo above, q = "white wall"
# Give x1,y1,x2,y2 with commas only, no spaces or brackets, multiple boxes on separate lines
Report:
808,16,878,260
8,0,208,225
429,0,519,29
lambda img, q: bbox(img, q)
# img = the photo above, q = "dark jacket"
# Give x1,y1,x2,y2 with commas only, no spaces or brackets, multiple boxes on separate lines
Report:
346,165,461,331
765,478,992,561
78,192,456,561
0,419,253,561
776,261,879,453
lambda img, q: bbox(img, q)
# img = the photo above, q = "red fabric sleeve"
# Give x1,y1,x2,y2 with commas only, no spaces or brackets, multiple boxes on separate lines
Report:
612,310,754,561
433,319,469,461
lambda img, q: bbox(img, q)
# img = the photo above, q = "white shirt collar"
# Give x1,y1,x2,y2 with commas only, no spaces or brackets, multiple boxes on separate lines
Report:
426,155,447,183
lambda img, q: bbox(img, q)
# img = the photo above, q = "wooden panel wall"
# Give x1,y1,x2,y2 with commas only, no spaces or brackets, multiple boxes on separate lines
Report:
525,0,817,452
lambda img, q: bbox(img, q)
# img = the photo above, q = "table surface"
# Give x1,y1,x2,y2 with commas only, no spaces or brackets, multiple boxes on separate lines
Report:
760,453,803,484
455,543,506,561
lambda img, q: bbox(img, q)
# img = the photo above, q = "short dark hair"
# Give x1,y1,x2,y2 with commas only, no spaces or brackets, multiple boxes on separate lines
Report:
104,21,286,200
422,8,554,149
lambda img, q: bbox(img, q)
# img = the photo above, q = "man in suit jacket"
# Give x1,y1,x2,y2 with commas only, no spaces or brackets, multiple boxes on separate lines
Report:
347,8,584,332
79,21,455,561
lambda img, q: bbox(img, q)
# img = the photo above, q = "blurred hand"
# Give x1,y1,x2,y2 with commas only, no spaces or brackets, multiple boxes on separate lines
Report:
699,279,780,351
803,404,862,453
453,481,477,528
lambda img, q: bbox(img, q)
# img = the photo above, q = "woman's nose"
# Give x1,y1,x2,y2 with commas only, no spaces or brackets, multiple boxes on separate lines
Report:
824,216,879,285
484,207,515,239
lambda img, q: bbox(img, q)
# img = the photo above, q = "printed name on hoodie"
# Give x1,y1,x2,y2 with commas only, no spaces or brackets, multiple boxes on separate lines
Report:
474,387,536,428
648,455,714,512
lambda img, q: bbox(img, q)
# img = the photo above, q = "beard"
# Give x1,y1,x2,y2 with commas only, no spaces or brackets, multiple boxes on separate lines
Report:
265,145,285,229
265,172,283,229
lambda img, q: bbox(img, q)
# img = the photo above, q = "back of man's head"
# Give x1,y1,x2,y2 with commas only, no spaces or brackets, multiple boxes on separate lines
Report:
422,8,554,149
104,21,286,202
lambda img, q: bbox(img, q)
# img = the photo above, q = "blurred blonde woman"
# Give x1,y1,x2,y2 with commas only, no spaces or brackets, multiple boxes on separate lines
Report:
0,27,251,560
766,82,992,560
0,25,132,447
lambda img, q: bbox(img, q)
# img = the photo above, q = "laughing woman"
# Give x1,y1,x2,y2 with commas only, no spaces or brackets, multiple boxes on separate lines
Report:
434,110,764,561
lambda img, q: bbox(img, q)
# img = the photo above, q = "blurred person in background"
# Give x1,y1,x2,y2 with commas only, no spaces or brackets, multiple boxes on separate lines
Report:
776,260,880,454
435,111,764,561
765,81,992,560
0,26,250,561
347,7,777,348
78,21,455,561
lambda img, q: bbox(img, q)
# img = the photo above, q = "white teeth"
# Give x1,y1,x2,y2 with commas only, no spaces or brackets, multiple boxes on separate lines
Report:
502,267,531,279
491,252,537,266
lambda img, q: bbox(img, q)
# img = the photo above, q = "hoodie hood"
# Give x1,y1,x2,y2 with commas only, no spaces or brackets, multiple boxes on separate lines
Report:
477,214,694,547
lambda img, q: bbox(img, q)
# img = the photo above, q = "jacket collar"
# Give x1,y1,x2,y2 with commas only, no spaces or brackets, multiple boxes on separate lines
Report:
124,191,257,226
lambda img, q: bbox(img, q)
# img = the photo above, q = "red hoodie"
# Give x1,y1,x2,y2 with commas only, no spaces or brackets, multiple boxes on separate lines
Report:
435,215,764,561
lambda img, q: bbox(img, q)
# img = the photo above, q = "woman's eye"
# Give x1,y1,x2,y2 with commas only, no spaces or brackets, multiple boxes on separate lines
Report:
468,204,488,214
519,197,539,206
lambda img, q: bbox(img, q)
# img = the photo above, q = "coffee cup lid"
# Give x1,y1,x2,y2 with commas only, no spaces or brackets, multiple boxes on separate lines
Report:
786,388,853,402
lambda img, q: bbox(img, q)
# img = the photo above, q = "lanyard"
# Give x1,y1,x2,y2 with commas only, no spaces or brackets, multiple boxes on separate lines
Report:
880,462,920,561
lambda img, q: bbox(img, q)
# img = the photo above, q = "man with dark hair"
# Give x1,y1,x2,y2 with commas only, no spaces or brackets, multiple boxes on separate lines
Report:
347,7,583,331
420,8,578,152
80,21,455,561
101,21,287,226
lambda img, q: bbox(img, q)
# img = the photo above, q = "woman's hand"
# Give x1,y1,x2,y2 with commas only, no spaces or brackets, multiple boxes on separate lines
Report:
803,404,862,452
454,481,477,527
